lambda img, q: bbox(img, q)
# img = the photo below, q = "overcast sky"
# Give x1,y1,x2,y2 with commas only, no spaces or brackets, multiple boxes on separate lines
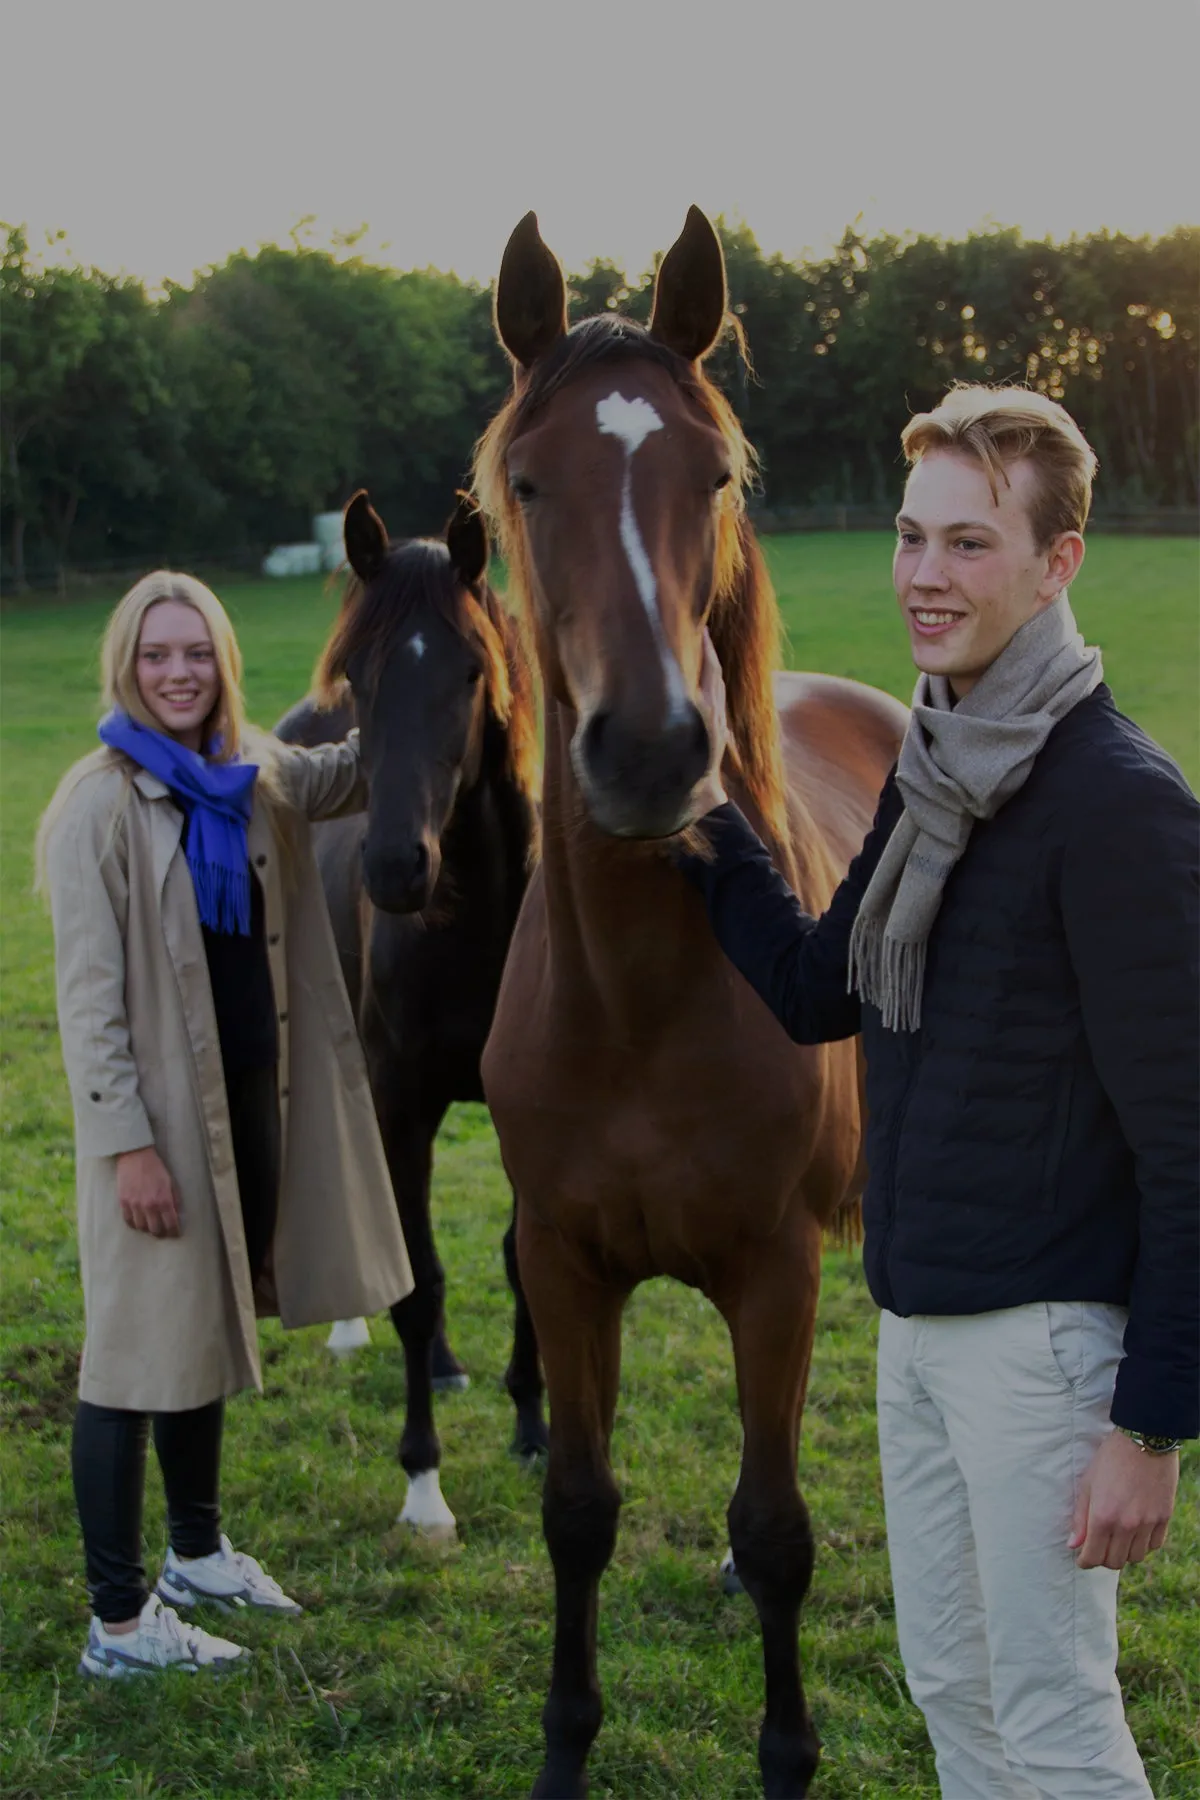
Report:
4,0,1197,288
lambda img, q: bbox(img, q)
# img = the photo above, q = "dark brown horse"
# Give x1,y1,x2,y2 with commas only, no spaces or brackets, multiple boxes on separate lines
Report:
276,493,545,1536
473,211,907,1797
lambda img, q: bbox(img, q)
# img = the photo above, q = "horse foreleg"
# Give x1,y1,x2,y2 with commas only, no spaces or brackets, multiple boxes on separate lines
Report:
384,1121,456,1538
503,1189,547,1461
521,1219,626,1800
721,1223,824,1800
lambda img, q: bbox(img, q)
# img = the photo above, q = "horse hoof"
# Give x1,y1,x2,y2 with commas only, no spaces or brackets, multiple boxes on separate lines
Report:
720,1549,744,1596
512,1437,548,1468
399,1469,458,1540
430,1339,468,1388
431,1371,471,1394
326,1317,371,1357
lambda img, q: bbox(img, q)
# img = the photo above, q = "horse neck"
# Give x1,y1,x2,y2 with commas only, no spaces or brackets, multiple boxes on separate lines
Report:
439,715,535,927
539,701,720,1035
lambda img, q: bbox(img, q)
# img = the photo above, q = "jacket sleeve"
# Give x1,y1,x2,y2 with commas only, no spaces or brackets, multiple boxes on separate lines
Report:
45,785,155,1160
1061,765,1200,1440
277,730,367,821
672,771,900,1044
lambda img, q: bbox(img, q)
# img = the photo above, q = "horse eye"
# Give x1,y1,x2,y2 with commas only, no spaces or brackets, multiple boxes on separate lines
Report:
466,665,484,687
510,474,537,504
712,470,733,493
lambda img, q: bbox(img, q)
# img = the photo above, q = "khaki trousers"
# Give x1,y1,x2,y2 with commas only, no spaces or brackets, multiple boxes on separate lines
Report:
877,1304,1152,1799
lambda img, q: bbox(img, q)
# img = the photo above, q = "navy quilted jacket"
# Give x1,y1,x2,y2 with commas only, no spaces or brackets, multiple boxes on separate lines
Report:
677,686,1199,1439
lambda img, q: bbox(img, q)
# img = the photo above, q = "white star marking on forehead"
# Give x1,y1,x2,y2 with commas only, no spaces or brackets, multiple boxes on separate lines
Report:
594,391,688,724
596,391,664,454
408,632,425,660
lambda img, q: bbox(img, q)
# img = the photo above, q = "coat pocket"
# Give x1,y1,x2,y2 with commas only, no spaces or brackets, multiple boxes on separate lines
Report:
1038,1057,1076,1210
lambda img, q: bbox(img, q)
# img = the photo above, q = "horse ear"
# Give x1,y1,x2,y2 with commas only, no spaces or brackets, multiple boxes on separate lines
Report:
445,492,489,588
343,489,388,582
495,211,568,368
649,205,727,363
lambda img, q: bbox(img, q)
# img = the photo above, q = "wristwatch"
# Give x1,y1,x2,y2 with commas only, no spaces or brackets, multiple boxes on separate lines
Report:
1116,1426,1180,1456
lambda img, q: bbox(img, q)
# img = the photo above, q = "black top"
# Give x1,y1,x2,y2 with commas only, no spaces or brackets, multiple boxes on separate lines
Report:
178,808,278,1075
674,687,1200,1440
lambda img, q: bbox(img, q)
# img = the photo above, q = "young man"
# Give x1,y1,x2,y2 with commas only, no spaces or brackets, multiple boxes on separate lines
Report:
679,386,1198,1798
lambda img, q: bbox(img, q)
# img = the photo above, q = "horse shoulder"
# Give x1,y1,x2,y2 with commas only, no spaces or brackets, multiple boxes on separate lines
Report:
274,692,355,748
772,671,908,884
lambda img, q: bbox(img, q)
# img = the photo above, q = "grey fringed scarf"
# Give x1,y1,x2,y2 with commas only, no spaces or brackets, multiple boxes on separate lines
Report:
848,594,1103,1032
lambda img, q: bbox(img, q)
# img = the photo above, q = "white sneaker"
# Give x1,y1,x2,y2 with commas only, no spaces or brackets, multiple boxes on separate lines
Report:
156,1534,303,1616
79,1593,248,1678
326,1317,371,1357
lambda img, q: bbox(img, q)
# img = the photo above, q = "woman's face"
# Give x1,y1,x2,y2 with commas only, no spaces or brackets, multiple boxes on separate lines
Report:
135,600,221,750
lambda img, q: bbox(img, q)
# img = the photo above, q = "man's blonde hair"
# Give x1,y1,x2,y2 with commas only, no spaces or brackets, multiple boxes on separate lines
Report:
901,385,1098,548
101,570,246,757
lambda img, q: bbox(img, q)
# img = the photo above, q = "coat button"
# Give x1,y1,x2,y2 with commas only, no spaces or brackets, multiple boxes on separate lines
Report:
281,1086,290,1099
268,933,280,945
255,854,267,868
90,1091,101,1102
279,1011,288,1023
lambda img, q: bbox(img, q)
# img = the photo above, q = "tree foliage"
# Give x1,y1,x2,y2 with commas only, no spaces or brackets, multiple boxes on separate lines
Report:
2,219,1196,587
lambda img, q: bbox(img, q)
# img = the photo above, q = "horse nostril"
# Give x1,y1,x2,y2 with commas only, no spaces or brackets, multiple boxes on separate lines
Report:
682,701,709,769
580,709,614,782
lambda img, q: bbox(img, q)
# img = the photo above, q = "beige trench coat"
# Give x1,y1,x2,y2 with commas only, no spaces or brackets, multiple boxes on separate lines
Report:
45,736,413,1412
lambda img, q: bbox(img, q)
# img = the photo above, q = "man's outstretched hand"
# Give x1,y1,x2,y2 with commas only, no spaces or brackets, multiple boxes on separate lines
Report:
693,630,730,817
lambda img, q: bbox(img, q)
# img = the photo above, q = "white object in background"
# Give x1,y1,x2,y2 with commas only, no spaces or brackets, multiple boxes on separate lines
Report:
262,543,324,578
313,513,346,573
326,1317,371,1357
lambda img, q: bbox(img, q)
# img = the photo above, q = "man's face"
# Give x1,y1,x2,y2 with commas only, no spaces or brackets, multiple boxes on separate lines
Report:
893,451,1083,697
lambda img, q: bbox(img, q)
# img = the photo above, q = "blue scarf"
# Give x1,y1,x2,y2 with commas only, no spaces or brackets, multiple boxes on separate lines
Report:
98,710,259,935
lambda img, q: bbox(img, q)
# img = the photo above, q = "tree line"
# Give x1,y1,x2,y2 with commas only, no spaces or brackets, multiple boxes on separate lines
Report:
2,218,1196,588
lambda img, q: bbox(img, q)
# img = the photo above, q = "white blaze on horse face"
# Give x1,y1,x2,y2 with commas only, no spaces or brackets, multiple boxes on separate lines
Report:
408,632,426,660
595,391,690,724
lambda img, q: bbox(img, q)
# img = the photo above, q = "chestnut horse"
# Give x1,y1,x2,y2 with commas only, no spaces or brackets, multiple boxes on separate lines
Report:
473,210,907,1798
276,493,545,1535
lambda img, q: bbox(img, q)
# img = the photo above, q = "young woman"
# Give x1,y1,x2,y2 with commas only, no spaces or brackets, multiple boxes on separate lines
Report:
37,571,413,1678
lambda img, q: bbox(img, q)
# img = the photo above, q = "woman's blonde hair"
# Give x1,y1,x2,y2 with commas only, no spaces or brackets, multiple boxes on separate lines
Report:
36,569,286,894
901,384,1098,549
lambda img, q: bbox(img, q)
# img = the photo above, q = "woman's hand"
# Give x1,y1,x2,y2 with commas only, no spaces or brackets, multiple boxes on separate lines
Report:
693,630,730,817
116,1146,182,1238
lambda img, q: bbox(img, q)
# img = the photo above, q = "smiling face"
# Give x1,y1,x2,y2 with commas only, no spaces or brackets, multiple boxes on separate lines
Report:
893,450,1085,697
135,599,221,749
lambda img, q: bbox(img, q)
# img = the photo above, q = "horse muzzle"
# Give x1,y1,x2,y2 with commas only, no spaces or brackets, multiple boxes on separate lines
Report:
361,836,441,914
572,702,711,839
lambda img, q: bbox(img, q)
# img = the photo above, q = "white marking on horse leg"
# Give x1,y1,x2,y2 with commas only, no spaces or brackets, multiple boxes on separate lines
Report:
399,1468,457,1538
326,1317,371,1357
596,391,690,726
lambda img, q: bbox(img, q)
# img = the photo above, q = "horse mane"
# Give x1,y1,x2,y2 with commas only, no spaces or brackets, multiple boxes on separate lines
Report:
312,537,539,808
472,315,792,865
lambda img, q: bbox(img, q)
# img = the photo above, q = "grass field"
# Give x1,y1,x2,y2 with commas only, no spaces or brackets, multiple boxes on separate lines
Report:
2,533,1197,1798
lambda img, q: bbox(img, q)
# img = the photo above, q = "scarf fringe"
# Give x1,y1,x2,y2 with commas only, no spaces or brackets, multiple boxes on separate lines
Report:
848,915,926,1034
188,856,252,937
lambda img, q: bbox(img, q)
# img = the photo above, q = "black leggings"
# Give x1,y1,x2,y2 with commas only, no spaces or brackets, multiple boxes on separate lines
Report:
73,1065,280,1623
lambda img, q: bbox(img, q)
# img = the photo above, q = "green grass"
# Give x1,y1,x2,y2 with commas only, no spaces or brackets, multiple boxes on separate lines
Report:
2,534,1197,1798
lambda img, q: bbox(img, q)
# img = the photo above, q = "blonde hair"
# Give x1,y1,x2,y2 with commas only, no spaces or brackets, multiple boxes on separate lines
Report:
901,385,1098,548
36,569,286,895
